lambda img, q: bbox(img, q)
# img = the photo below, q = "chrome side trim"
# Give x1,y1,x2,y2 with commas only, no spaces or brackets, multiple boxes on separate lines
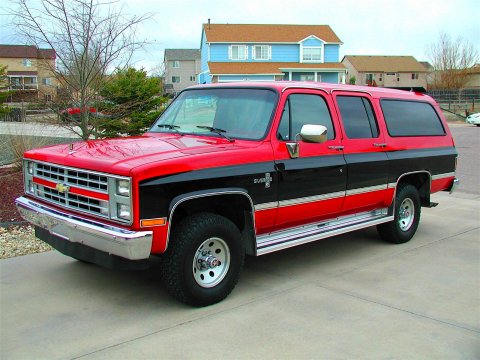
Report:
279,191,345,207
166,190,256,250
15,197,152,260
254,202,279,211
256,208,392,255
387,182,397,189
431,172,456,180
346,184,387,196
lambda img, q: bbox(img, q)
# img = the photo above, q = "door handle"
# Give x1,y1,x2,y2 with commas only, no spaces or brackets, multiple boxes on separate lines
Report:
328,145,344,151
373,143,387,148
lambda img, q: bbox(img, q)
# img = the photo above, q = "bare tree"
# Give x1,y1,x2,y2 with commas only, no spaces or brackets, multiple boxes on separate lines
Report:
428,32,479,90
11,0,151,139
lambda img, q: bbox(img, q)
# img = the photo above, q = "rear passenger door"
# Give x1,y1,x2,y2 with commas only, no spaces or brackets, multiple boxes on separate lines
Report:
332,92,390,213
272,90,347,230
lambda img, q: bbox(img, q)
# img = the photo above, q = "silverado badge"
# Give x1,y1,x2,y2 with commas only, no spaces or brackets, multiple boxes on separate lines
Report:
254,173,272,188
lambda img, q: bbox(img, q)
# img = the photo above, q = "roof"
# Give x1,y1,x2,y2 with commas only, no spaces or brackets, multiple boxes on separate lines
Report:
343,55,427,72
203,24,342,43
0,44,55,59
188,81,435,100
164,49,200,61
208,62,345,75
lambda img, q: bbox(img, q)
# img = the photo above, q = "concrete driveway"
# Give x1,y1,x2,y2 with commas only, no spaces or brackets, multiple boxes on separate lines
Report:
1,191,479,359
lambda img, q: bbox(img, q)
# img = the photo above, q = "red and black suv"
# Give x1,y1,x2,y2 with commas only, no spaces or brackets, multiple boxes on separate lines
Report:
16,82,458,306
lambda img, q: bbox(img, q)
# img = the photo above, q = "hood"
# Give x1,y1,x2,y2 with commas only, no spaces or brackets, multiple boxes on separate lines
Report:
24,133,250,176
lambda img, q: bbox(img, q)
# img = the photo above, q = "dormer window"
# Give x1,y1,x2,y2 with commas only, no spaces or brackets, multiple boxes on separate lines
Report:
302,47,323,62
23,59,32,67
229,45,248,60
253,45,271,60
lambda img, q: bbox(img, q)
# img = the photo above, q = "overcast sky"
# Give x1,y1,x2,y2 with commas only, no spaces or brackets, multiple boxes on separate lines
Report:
1,0,479,72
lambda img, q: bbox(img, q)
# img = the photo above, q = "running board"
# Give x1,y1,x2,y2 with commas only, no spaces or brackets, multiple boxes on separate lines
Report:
256,208,393,256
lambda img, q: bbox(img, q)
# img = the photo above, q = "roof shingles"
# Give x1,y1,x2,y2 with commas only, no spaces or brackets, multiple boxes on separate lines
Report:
208,62,345,75
343,55,427,72
203,24,342,43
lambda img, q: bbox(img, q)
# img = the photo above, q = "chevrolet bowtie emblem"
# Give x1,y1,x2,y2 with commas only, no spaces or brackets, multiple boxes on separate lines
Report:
56,183,70,193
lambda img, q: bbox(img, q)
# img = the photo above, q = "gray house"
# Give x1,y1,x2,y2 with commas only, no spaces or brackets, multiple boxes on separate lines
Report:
163,49,201,95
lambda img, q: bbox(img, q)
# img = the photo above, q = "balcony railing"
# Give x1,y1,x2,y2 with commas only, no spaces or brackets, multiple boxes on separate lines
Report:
9,84,39,90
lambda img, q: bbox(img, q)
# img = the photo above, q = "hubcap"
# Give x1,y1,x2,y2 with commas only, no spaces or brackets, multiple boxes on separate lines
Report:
192,237,230,288
398,198,415,231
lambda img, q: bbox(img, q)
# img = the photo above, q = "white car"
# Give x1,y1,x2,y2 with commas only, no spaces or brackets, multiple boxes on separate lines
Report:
466,112,480,126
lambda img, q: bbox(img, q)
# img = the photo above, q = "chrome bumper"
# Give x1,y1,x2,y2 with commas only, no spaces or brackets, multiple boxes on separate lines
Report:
15,197,152,260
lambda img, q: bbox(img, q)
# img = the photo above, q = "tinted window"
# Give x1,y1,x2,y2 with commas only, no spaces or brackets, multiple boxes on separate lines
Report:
277,94,334,141
381,100,445,136
337,96,379,138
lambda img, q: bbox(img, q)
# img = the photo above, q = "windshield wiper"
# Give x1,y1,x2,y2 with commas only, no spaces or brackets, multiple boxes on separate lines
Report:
196,126,234,142
157,124,183,135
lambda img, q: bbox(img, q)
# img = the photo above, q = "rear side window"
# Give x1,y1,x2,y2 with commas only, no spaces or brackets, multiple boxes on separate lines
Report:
277,94,335,141
337,96,379,138
381,100,445,136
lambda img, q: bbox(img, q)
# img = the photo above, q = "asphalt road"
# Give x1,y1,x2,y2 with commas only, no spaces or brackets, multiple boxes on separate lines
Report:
1,123,479,359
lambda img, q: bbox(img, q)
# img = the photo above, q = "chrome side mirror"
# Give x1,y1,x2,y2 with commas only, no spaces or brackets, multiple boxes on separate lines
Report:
299,124,328,143
286,124,328,159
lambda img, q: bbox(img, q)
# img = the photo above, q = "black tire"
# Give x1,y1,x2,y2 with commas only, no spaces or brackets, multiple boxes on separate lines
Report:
160,213,244,306
377,184,421,244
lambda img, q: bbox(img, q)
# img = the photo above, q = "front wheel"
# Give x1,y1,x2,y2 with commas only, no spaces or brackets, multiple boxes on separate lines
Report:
160,213,244,306
377,184,421,244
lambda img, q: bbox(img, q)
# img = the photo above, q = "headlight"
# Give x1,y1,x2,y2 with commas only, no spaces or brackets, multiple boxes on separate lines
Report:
28,180,34,194
27,162,34,175
116,179,130,196
117,203,131,220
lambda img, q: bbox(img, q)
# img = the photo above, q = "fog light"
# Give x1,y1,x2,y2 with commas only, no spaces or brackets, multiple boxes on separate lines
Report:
116,179,130,196
117,203,131,220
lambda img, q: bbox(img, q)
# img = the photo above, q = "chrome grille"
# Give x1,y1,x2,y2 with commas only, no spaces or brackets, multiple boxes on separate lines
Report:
30,162,110,220
37,163,108,192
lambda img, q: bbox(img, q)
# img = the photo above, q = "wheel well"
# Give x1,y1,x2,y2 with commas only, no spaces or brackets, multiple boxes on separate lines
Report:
397,172,431,206
169,194,256,254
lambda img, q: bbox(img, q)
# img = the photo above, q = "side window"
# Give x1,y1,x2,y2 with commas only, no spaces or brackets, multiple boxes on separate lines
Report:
381,100,445,136
337,96,379,139
277,94,335,141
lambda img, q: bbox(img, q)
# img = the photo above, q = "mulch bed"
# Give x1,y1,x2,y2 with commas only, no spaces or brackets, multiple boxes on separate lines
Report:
0,167,25,224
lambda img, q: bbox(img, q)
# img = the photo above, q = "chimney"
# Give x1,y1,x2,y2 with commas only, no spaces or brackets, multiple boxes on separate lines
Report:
208,18,211,30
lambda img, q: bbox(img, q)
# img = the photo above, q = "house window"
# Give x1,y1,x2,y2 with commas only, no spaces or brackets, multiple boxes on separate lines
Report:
229,45,248,60
365,73,375,83
411,73,419,80
172,61,180,68
42,77,51,85
23,59,32,67
253,45,271,60
302,47,322,62
300,74,315,82
190,76,196,82
172,76,180,83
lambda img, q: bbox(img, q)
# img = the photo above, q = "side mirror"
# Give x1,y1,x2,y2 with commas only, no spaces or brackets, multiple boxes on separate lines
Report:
299,124,328,143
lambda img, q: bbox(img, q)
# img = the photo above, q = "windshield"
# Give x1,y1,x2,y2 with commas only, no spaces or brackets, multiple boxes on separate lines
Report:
150,88,278,140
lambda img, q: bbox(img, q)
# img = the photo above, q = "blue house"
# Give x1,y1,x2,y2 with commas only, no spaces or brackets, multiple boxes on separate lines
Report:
199,23,347,84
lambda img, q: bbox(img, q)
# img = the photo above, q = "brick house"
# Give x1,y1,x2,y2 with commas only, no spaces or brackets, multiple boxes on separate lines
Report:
342,55,428,91
199,23,347,84
0,44,57,102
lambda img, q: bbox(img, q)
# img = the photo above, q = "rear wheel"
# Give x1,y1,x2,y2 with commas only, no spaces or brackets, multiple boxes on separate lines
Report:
161,213,244,306
378,184,421,244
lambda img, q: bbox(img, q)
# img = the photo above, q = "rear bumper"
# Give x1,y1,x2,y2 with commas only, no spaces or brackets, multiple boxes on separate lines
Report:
15,197,153,261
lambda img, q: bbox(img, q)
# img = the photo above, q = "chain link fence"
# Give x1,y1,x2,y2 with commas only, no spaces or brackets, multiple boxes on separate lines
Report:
427,89,480,117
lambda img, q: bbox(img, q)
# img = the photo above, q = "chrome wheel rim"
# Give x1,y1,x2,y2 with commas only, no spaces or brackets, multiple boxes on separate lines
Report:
398,198,415,231
192,237,230,288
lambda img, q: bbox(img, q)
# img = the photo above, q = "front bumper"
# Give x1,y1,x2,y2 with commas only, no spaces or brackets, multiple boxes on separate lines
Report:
15,197,152,261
